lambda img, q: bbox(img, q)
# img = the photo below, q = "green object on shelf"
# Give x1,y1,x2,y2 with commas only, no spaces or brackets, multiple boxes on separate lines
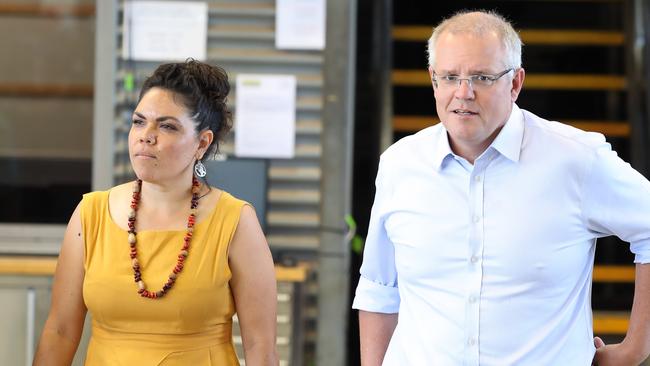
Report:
351,235,364,255
345,214,365,254
124,72,135,92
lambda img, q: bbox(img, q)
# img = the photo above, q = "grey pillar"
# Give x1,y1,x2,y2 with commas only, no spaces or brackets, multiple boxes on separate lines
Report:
317,0,358,365
626,0,650,177
92,0,118,190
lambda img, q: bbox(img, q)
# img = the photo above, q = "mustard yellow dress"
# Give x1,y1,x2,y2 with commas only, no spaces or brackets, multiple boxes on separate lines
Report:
80,189,245,365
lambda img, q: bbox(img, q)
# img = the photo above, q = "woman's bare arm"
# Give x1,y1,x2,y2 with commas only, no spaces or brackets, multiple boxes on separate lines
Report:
33,203,87,365
229,205,278,366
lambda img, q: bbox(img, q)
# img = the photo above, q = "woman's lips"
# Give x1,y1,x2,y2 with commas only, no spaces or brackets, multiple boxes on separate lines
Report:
135,152,157,159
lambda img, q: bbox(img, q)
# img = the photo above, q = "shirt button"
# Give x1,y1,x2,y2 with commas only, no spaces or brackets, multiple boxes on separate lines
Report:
473,215,480,223
470,256,479,263
474,175,482,182
469,295,477,303
468,338,477,346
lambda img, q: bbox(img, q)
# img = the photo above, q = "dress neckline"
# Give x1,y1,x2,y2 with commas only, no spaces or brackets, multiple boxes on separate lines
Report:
106,188,226,234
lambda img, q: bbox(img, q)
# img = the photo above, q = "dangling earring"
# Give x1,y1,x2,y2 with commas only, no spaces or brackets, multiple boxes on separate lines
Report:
194,159,207,178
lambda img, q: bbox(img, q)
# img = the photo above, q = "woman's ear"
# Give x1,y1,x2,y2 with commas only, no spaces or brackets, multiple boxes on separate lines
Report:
197,129,214,159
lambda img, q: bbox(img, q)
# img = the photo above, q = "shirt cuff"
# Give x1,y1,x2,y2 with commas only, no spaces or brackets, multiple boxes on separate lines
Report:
352,275,400,313
631,239,650,264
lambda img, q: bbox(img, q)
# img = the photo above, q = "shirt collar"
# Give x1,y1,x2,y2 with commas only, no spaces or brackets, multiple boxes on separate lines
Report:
432,124,455,170
489,103,524,163
432,103,525,170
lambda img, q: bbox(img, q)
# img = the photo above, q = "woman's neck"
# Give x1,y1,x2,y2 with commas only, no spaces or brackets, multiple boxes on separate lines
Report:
139,177,195,211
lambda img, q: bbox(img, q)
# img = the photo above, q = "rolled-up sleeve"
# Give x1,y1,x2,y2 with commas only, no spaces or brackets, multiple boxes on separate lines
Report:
352,155,400,313
582,143,650,264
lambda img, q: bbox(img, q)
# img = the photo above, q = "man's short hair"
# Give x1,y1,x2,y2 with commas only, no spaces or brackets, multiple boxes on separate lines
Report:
427,10,523,70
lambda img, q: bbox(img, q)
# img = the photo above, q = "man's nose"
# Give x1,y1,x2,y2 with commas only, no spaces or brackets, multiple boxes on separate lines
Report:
454,78,475,99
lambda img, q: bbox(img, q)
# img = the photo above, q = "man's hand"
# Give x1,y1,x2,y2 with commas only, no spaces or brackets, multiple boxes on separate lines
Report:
592,336,645,366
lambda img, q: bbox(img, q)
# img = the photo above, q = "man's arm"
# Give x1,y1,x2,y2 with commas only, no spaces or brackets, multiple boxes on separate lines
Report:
580,140,650,365
594,263,650,365
359,310,398,366
354,155,400,365
625,263,650,359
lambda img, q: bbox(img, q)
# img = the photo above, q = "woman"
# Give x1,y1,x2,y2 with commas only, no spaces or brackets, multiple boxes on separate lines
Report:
33,60,278,365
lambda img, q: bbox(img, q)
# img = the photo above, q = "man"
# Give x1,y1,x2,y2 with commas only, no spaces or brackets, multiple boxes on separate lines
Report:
353,10,650,366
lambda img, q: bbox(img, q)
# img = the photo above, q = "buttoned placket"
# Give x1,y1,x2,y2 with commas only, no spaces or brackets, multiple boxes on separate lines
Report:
462,150,493,366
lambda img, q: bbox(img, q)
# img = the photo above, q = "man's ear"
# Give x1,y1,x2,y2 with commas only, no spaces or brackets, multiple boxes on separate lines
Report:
511,68,526,102
428,67,436,92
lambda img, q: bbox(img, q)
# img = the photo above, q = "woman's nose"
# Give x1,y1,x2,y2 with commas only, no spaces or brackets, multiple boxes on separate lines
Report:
139,131,157,144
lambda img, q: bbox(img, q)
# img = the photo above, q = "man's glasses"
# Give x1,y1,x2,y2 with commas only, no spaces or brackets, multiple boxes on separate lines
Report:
432,68,513,90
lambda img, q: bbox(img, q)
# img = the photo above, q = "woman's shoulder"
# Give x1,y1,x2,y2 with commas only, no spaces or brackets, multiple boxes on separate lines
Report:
80,182,132,215
105,181,134,204
198,187,250,227
213,188,249,211
110,181,135,195
82,182,131,199
81,189,110,207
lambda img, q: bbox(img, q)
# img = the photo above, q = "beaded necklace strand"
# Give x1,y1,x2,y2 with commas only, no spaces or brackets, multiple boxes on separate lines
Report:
128,176,200,299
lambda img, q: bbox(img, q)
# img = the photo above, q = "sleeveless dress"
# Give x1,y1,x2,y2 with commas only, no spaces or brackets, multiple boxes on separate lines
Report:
80,189,246,365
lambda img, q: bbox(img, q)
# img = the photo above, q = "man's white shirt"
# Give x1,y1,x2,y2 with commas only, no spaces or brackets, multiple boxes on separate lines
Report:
353,104,650,365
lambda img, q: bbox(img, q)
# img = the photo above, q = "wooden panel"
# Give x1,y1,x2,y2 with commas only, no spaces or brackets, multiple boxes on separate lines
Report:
391,26,431,42
274,265,308,282
0,256,56,276
393,70,626,90
0,17,95,85
568,121,629,137
267,212,320,228
0,99,93,159
593,265,635,282
393,116,439,132
209,2,275,13
0,83,93,98
207,48,323,65
269,167,321,181
269,189,320,204
392,70,431,86
267,234,319,249
0,256,307,282
0,4,95,17
524,74,626,90
393,116,630,137
593,312,629,334
392,26,624,46
519,29,624,46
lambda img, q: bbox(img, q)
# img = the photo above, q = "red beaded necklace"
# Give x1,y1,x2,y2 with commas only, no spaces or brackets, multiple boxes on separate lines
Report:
128,176,200,299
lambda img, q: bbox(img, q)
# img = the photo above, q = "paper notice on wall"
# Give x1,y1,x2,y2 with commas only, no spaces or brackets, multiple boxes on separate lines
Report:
122,1,208,61
275,0,326,50
235,75,296,159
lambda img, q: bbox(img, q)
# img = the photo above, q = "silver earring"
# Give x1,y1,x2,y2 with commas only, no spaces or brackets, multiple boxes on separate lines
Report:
194,160,207,178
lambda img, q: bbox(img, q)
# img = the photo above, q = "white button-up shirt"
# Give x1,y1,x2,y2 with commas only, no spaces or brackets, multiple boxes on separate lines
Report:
353,104,650,365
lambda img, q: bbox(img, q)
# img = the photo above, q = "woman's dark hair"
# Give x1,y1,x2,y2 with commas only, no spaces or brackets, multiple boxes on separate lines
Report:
139,59,232,158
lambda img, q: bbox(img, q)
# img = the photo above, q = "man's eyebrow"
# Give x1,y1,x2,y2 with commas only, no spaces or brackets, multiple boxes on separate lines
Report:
434,69,457,74
435,69,495,75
